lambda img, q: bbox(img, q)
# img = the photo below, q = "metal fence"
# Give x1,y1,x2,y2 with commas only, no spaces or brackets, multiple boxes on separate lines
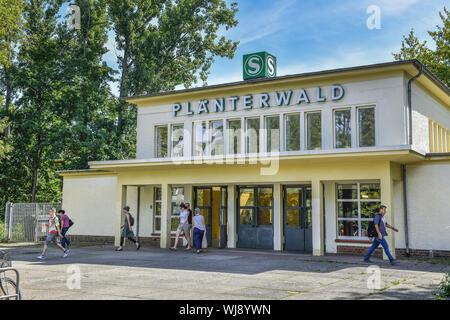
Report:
3,203,61,243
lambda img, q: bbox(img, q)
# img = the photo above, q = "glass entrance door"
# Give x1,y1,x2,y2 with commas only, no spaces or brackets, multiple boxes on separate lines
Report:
237,186,274,249
194,187,212,246
283,185,312,252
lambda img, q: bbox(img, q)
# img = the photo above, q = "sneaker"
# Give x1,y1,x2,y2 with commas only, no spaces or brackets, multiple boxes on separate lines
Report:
63,250,70,258
390,259,398,266
37,255,46,260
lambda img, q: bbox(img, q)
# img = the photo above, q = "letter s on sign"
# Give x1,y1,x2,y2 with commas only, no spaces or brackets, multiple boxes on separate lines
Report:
246,56,262,75
267,57,275,77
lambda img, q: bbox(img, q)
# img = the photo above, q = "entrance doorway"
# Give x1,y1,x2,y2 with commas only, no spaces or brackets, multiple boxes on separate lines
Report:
237,186,274,249
193,186,228,248
283,185,312,252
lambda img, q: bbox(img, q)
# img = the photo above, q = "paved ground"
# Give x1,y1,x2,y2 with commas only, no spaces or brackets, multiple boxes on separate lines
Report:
1,243,448,300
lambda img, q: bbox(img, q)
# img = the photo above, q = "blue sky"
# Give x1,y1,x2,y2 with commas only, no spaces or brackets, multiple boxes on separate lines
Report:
61,0,447,95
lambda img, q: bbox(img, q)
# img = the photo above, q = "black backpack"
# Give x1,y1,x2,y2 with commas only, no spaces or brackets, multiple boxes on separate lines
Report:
368,221,377,237
129,214,135,227
68,218,74,228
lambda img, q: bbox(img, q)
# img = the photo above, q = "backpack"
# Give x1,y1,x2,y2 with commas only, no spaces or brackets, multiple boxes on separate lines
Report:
129,214,135,227
367,221,377,237
68,218,74,228
187,209,192,224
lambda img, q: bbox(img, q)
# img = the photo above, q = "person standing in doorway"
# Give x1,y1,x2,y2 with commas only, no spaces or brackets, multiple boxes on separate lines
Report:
185,202,193,249
115,206,140,251
37,208,69,259
192,208,206,254
170,203,192,251
364,205,399,265
58,210,71,250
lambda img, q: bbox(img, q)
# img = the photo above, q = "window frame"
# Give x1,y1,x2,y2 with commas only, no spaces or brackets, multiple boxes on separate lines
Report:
284,112,301,152
245,117,261,154
357,106,376,148
333,108,353,149
305,111,322,150
336,182,381,240
155,125,169,158
170,123,185,158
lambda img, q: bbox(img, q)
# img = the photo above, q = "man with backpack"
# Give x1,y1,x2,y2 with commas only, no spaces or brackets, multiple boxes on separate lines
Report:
115,206,140,251
364,205,399,265
58,210,72,251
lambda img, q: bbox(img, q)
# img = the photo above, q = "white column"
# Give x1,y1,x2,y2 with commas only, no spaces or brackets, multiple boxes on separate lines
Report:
115,185,127,247
312,180,324,256
273,183,283,251
160,183,172,249
227,184,236,248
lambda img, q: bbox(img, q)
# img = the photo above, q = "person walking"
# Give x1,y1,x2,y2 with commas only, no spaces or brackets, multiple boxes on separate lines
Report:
364,205,399,265
185,202,193,248
37,208,69,259
115,206,140,251
58,210,71,250
192,208,206,254
170,203,192,251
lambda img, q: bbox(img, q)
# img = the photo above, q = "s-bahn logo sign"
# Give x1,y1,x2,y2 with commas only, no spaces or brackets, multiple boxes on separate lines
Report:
243,52,277,80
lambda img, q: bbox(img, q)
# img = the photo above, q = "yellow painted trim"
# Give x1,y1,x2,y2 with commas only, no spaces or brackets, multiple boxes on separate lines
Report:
58,171,117,178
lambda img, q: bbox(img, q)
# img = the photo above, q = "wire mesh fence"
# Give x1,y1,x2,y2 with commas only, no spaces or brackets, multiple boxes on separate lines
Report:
3,203,62,243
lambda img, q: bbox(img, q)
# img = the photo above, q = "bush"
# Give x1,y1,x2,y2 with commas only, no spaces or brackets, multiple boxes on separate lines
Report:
435,273,450,300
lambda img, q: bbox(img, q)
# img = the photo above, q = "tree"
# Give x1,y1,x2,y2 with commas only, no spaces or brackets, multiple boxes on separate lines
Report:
108,0,239,156
12,0,66,202
59,0,121,169
393,7,450,86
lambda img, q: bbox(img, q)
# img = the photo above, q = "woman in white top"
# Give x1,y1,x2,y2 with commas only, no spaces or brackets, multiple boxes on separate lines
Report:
170,203,192,251
192,208,206,254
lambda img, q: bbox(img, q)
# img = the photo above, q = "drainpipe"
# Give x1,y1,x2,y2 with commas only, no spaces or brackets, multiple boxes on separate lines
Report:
407,62,423,146
136,187,141,243
403,62,423,257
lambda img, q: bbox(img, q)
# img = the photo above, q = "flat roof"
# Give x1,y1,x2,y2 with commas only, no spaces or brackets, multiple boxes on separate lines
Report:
124,59,449,103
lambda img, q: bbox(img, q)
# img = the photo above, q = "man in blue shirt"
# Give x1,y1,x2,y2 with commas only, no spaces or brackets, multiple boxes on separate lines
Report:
364,205,399,265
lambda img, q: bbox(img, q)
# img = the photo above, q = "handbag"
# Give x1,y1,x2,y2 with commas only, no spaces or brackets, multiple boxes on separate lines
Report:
201,230,208,249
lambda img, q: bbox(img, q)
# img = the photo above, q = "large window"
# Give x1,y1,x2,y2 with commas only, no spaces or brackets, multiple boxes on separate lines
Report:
285,114,300,151
193,122,208,156
153,186,185,233
171,124,184,157
337,183,381,238
358,107,375,147
210,120,224,156
334,109,352,148
266,116,280,153
306,112,322,150
156,125,168,158
227,119,241,155
246,118,260,154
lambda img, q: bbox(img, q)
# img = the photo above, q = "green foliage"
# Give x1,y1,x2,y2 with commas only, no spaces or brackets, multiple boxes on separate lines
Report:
435,272,450,299
393,7,450,86
0,0,239,212
0,219,4,242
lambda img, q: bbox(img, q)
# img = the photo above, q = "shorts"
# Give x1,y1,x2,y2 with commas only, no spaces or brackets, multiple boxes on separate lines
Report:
45,233,58,245
178,223,191,233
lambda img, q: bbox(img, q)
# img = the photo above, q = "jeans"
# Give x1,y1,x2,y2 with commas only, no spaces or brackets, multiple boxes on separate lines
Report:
364,236,394,261
120,236,136,246
61,227,71,249
193,228,205,250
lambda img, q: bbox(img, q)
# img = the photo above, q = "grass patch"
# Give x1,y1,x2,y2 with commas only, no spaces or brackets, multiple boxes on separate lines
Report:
435,273,450,300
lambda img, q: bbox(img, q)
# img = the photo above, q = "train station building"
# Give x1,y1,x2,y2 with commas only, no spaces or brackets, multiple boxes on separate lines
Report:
59,58,450,258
